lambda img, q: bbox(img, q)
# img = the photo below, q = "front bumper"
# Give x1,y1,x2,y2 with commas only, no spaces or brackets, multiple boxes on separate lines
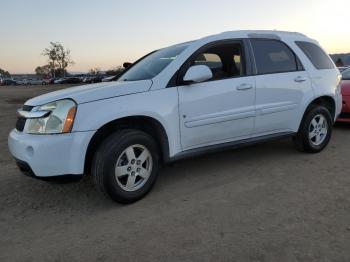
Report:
337,95,350,123
8,129,95,177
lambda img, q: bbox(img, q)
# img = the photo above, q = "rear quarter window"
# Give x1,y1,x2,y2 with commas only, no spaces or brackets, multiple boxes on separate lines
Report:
295,41,335,70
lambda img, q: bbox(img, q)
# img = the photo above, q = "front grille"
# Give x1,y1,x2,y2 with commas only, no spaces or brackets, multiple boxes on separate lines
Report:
15,105,34,132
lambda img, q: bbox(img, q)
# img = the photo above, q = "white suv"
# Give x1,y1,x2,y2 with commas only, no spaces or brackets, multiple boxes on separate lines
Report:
8,31,342,203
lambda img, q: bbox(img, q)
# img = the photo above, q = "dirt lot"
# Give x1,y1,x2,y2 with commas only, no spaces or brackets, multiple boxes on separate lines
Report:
0,84,350,262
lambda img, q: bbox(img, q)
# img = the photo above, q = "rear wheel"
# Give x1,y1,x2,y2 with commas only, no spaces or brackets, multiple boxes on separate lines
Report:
293,105,333,153
92,129,160,204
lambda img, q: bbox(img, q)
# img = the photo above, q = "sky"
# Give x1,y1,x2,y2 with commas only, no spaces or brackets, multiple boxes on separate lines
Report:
0,0,349,74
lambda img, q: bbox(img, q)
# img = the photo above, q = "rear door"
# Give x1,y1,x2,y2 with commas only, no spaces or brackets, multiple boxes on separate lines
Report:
250,39,312,135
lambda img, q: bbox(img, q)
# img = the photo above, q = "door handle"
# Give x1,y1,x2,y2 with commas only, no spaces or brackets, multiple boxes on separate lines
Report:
236,83,253,91
294,76,307,83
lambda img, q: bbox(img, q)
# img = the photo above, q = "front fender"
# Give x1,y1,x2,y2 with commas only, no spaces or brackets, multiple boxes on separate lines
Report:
73,88,182,157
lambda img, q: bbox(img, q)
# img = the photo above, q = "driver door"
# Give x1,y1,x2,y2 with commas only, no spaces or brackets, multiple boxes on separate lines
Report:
177,41,256,150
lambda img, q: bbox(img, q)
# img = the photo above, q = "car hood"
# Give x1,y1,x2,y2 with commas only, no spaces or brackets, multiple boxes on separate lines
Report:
25,80,153,106
341,80,350,96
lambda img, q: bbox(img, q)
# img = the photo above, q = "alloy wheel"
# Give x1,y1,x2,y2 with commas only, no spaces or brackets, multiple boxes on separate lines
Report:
308,114,328,146
114,144,153,192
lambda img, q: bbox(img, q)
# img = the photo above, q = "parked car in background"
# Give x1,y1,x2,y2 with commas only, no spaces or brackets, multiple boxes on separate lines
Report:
42,78,54,85
8,30,342,203
24,78,43,85
53,77,82,84
338,66,349,72
59,77,82,84
102,69,126,82
0,79,17,86
83,75,104,83
337,68,350,123
15,79,25,85
54,78,65,84
82,76,93,83
102,75,117,82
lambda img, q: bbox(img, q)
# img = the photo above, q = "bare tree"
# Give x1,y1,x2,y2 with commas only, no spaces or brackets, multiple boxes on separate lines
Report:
42,42,74,78
35,65,51,76
0,68,10,77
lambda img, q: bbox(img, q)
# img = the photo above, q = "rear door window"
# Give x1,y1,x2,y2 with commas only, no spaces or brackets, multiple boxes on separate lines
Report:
250,39,300,74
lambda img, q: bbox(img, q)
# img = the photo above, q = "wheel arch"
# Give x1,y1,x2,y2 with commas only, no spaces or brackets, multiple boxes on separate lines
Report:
298,95,336,132
306,95,336,121
84,115,170,174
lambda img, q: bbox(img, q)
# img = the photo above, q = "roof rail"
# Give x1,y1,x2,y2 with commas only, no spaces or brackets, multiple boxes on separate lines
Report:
219,30,307,39
247,33,281,40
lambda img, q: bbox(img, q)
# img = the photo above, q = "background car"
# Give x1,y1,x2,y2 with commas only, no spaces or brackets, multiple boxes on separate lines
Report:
24,78,43,85
15,79,25,85
82,76,93,83
83,75,104,83
58,77,82,84
42,78,54,85
338,66,349,72
337,68,350,123
102,69,126,82
54,78,65,84
102,75,117,82
0,79,17,86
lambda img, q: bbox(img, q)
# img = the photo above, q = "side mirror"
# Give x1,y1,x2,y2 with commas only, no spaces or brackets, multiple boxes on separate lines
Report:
183,65,213,84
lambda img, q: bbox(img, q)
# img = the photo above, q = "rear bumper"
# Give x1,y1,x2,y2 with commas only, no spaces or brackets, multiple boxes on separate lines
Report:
8,129,95,177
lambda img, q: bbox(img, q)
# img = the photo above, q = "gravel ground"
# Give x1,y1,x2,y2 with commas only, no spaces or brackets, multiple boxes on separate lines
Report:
0,84,350,262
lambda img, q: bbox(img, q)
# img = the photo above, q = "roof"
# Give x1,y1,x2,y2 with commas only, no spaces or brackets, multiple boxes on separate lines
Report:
198,30,312,43
222,30,307,37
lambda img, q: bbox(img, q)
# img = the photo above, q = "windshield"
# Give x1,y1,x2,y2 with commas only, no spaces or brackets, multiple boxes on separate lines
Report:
342,68,350,80
118,44,188,81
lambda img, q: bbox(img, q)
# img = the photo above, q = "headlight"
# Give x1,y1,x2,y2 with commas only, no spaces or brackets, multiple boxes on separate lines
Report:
23,99,77,134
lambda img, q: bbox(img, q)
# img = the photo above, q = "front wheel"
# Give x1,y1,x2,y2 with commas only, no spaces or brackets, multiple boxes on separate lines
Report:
293,105,333,153
92,129,160,204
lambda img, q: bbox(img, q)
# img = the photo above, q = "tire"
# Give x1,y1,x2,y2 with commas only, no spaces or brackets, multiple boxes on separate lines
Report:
92,129,160,204
293,105,333,153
